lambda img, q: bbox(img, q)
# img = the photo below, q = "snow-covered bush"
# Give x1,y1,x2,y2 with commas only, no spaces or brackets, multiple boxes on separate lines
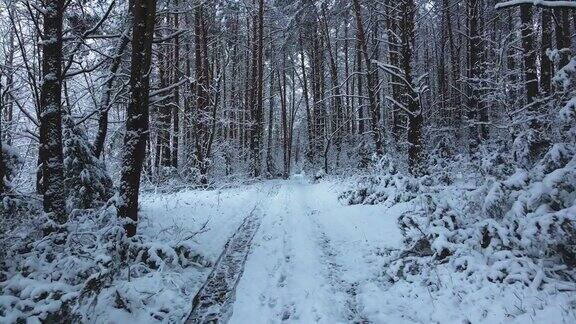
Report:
63,115,113,210
555,58,576,145
339,155,422,206
0,143,23,191
386,116,576,290
313,169,327,182
0,204,211,322
377,57,576,291
0,146,33,267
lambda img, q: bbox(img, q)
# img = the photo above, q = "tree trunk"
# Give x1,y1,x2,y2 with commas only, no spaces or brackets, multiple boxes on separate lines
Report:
172,1,180,168
156,46,172,169
3,24,15,147
520,4,547,160
249,0,265,177
118,0,157,237
321,7,343,160
279,64,289,178
446,0,461,138
343,18,353,135
554,8,571,67
299,33,315,166
352,0,384,156
399,0,423,174
540,9,553,94
306,6,326,169
355,41,364,136
520,4,539,103
193,4,211,184
467,0,483,150
266,66,275,176
93,25,131,158
39,0,66,222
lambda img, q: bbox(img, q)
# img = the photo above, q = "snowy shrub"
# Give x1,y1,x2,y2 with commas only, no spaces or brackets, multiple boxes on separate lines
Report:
386,139,576,290
313,169,327,182
426,143,458,186
0,143,23,191
0,205,211,322
339,155,425,206
370,61,576,290
0,147,34,268
63,115,113,210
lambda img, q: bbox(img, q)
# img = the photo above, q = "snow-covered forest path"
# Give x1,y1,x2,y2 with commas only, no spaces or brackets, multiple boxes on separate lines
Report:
171,179,410,323
138,179,576,323
229,179,384,323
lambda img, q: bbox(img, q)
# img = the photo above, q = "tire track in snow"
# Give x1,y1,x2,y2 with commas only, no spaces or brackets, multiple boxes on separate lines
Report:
290,183,371,323
230,181,336,323
307,210,372,323
185,184,279,324
240,184,300,322
274,191,299,322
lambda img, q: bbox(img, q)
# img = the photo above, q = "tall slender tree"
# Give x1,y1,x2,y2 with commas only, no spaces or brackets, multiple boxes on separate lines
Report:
39,0,66,222
93,24,131,159
540,9,553,94
249,0,265,177
520,4,539,103
118,0,158,237
352,0,384,156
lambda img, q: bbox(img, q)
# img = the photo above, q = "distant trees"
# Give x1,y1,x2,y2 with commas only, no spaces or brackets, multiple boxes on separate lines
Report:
496,0,575,165
1,0,575,234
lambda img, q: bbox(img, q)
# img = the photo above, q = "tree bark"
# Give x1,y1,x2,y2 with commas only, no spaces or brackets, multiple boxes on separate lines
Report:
355,41,364,136
321,7,343,159
467,0,484,149
118,0,157,237
3,23,15,147
447,0,461,134
249,0,265,177
193,4,212,184
299,34,315,166
266,66,275,176
39,0,66,222
399,0,423,174
156,44,172,169
520,4,548,160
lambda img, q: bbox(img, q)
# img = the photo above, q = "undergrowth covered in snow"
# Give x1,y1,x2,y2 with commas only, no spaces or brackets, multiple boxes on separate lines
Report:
341,58,576,321
388,143,576,286
0,204,211,323
0,121,212,323
338,155,424,206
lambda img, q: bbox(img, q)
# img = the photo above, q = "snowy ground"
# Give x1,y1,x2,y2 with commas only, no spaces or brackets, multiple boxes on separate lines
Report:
138,178,575,324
